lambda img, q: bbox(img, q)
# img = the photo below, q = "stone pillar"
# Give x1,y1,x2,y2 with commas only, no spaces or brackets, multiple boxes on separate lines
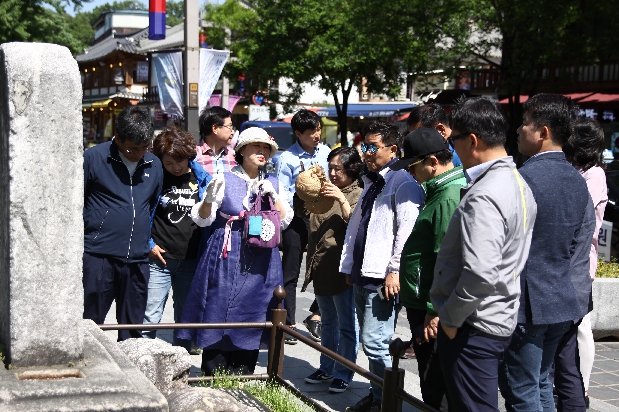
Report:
0,43,84,368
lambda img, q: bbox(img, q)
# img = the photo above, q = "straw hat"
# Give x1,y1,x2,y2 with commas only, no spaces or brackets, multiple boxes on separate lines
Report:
235,127,278,158
295,164,334,214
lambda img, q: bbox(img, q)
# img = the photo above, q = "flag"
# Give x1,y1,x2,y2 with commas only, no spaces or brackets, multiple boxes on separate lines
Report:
199,49,230,113
153,52,183,119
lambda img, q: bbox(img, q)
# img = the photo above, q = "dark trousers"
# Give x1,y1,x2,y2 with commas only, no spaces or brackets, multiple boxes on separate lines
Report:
438,322,510,412
82,252,150,341
281,216,308,325
550,320,587,412
201,349,259,376
406,308,449,411
309,299,320,315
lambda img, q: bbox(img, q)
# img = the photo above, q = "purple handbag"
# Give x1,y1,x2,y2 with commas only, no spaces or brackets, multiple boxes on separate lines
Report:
243,189,281,248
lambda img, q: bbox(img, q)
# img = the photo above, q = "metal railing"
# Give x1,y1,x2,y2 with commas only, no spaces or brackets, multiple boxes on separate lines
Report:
99,286,439,412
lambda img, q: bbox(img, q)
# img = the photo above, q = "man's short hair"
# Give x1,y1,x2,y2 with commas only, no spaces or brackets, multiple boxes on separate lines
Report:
115,106,154,144
523,93,576,147
362,121,402,151
424,148,453,166
450,97,507,148
406,104,449,129
199,106,231,141
291,109,321,134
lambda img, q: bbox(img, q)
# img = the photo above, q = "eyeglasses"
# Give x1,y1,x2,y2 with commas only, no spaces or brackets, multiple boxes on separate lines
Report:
220,123,236,131
360,143,385,154
329,167,346,175
447,132,470,148
125,146,150,154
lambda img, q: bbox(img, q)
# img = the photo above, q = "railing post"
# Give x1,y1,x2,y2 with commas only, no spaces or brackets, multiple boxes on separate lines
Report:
382,338,407,412
267,285,286,379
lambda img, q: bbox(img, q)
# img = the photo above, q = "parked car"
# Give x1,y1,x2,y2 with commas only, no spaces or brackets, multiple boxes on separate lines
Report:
239,121,297,173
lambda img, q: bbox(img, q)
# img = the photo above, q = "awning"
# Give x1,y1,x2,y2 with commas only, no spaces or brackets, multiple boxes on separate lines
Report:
498,92,619,104
82,103,91,108
316,103,416,118
91,99,112,108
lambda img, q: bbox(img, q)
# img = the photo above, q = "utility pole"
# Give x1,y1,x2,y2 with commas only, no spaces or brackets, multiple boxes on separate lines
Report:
184,0,200,141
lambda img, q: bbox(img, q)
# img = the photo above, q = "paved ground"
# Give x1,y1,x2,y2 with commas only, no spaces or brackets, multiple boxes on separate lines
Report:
104,254,619,411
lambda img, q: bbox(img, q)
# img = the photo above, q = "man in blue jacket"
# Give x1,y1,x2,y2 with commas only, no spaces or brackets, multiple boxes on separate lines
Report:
83,106,163,341
499,94,596,411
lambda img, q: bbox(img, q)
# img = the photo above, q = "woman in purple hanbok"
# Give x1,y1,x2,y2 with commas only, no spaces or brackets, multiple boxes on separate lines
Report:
179,127,292,375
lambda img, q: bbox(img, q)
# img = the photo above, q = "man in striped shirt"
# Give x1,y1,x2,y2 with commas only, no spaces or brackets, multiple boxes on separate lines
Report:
195,106,237,175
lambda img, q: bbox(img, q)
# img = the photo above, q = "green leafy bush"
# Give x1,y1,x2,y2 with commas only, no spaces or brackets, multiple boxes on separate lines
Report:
597,259,619,278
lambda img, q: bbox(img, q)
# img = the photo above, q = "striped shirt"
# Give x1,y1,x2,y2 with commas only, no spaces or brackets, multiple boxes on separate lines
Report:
195,141,237,175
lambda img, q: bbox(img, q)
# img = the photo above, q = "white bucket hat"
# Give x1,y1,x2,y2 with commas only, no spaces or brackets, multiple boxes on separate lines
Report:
234,127,279,158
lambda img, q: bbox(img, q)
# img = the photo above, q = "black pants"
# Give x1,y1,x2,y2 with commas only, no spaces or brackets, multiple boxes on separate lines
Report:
406,308,449,411
550,320,587,411
438,322,510,412
82,252,149,341
201,349,260,376
281,216,308,325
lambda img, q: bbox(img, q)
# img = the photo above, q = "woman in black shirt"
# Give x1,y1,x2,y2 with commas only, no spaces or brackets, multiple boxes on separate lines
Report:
143,126,211,352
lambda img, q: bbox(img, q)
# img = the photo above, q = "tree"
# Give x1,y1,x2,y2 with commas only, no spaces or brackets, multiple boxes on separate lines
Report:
467,0,619,155
0,0,89,55
204,0,469,145
166,0,184,27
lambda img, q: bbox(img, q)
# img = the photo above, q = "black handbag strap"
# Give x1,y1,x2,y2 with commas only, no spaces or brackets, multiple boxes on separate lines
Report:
251,188,275,213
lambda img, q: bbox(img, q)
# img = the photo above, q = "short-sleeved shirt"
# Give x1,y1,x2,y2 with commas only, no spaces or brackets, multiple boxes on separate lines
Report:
195,141,237,175
151,170,202,260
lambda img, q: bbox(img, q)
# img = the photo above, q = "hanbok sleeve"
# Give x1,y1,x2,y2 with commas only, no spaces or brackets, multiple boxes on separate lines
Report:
190,178,226,227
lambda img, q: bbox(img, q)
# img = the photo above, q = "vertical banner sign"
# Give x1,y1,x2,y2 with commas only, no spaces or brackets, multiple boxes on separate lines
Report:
153,52,184,119
599,220,613,262
149,0,166,40
199,49,230,114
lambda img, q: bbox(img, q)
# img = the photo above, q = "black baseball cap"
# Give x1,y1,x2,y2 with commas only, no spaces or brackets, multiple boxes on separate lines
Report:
391,128,450,171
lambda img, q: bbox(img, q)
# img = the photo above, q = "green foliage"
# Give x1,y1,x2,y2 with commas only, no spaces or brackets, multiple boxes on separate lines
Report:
466,0,619,154
166,0,184,27
597,259,619,279
204,0,468,143
207,369,316,412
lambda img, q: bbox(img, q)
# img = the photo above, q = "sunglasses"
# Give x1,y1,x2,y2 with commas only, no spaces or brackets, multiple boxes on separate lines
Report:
360,143,385,154
447,132,470,148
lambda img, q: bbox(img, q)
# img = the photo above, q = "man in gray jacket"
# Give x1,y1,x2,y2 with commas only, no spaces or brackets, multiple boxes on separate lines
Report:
430,97,537,411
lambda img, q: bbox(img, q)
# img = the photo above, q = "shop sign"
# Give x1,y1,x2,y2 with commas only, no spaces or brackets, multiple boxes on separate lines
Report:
189,83,198,107
137,61,149,83
603,110,616,122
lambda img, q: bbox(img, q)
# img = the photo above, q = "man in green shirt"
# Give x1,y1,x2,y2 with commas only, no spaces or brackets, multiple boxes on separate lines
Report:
393,128,466,410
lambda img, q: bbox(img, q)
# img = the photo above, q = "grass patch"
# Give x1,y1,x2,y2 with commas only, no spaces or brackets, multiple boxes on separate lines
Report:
597,259,619,278
206,369,317,412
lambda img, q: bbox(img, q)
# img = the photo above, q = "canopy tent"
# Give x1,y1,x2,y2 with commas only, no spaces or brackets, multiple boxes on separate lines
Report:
316,103,416,118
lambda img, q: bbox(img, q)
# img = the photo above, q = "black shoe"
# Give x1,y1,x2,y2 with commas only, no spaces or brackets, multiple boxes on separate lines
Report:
285,326,298,345
305,370,333,384
346,393,374,412
303,315,322,342
329,378,350,393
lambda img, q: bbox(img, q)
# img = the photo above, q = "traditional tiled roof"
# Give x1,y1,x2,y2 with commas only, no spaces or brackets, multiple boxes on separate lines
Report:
135,24,184,52
76,27,150,63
